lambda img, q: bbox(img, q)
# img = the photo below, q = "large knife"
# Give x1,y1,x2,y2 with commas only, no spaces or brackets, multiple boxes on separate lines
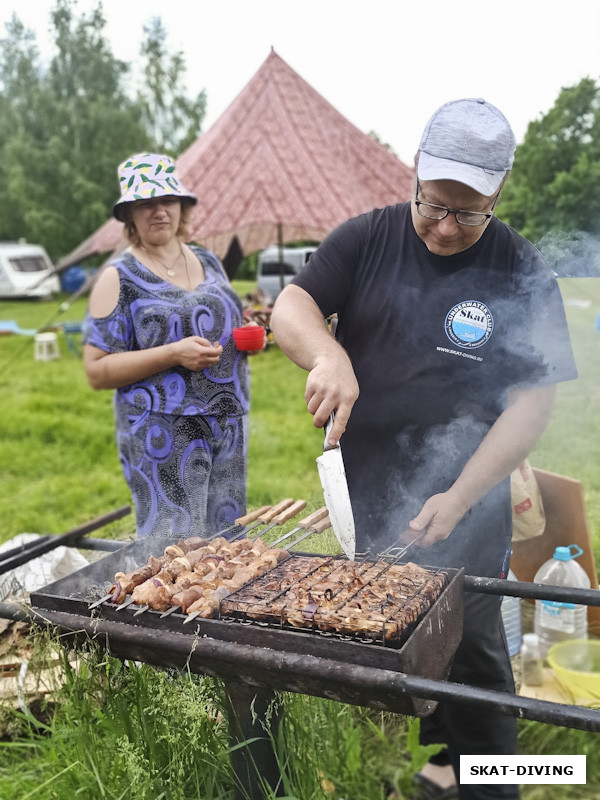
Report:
316,413,356,560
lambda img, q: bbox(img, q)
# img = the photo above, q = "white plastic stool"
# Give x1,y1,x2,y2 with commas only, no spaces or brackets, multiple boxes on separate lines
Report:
34,332,60,361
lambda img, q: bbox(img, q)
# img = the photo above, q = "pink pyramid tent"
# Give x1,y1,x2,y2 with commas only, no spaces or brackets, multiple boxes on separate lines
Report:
60,49,414,273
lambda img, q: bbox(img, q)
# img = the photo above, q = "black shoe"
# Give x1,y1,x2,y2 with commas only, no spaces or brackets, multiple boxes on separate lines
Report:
410,773,459,800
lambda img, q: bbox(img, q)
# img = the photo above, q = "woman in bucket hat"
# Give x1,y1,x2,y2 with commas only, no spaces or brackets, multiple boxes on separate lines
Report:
83,153,264,537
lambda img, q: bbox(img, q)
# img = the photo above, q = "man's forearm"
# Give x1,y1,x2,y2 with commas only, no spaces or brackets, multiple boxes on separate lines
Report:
271,284,359,438
450,384,557,511
271,285,340,369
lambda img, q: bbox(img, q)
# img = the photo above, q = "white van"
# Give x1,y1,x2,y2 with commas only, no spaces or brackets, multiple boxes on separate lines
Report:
0,241,60,299
257,245,317,302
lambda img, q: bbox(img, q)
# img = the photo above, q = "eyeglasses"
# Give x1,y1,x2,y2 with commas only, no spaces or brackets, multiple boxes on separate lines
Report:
414,178,498,227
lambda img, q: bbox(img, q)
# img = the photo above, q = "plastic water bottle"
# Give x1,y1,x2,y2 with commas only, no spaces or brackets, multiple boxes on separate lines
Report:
533,544,590,657
520,632,544,686
501,569,522,656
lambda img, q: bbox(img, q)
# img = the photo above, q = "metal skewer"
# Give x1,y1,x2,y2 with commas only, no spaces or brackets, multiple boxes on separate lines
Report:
88,592,113,610
214,505,272,539
182,514,332,623
284,514,332,549
156,509,297,619
381,530,427,561
115,596,137,611
95,500,315,620
159,604,181,618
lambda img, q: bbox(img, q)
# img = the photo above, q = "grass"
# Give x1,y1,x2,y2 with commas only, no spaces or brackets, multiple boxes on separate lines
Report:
0,279,599,798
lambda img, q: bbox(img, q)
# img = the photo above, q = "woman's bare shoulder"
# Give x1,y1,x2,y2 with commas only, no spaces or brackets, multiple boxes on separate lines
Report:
88,264,120,318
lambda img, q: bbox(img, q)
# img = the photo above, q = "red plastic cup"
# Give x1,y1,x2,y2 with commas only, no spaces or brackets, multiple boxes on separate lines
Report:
232,326,265,351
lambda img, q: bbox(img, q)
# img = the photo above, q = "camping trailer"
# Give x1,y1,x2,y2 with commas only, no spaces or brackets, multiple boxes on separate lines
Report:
257,245,317,302
0,242,60,299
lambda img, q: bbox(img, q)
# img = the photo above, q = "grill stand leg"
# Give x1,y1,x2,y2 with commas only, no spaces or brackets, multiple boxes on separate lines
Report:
224,680,284,800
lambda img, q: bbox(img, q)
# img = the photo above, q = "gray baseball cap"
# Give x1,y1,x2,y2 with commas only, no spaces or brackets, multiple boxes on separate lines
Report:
418,98,517,196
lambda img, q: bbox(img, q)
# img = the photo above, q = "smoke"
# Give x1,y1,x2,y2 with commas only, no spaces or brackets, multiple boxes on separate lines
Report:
379,414,490,536
537,230,600,278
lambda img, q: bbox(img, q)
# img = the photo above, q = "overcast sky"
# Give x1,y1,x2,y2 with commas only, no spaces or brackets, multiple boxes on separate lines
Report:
1,0,599,165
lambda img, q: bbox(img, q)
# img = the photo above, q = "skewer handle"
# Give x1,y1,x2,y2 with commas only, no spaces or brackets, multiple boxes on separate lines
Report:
233,505,272,526
257,498,295,523
310,515,332,535
296,506,328,529
285,515,331,550
272,500,307,524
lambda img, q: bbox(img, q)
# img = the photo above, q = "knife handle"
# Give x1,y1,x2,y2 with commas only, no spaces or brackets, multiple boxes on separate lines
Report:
323,413,337,452
258,498,295,523
311,514,331,534
234,505,272,526
272,499,307,524
297,506,328,528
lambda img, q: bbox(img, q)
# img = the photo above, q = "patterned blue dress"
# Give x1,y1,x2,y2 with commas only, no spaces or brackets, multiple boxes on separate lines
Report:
84,245,250,537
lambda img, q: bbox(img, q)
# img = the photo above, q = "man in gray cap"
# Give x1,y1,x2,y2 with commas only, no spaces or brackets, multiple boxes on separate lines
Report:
271,98,577,799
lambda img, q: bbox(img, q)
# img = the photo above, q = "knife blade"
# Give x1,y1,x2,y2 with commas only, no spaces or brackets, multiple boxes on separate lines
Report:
316,413,356,560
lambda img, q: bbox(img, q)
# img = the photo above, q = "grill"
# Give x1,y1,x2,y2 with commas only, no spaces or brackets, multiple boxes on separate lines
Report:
29,535,465,718
3,506,600,800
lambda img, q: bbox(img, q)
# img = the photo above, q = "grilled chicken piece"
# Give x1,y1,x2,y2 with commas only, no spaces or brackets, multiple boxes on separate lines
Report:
131,574,172,604
186,585,231,617
170,585,206,611
176,537,209,552
109,564,156,604
221,568,254,591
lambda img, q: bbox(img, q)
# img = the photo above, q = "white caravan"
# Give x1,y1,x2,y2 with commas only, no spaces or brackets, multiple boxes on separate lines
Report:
0,241,60,299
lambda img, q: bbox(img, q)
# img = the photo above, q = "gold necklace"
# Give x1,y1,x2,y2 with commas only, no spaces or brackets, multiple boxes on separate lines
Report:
144,243,183,278
146,244,192,290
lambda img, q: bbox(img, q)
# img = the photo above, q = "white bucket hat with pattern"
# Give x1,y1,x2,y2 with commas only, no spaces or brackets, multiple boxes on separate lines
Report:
112,152,197,221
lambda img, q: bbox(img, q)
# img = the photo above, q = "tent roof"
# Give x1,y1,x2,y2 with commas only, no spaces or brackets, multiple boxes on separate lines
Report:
60,49,414,269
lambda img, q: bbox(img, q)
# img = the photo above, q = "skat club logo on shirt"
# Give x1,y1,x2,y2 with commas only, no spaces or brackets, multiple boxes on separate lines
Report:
445,301,493,349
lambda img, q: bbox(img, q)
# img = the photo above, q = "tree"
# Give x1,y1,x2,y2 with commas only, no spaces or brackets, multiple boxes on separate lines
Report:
498,78,600,247
0,0,150,260
0,1,206,262
137,17,206,155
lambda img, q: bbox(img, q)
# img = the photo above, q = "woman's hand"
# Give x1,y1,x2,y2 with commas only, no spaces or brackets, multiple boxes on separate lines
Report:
171,336,223,370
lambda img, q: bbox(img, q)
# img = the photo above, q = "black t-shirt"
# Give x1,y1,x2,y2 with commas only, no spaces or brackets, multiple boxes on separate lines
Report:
293,203,577,570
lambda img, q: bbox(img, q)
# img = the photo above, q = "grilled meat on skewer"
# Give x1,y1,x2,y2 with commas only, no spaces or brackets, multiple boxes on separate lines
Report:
106,535,290,613
108,538,210,603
